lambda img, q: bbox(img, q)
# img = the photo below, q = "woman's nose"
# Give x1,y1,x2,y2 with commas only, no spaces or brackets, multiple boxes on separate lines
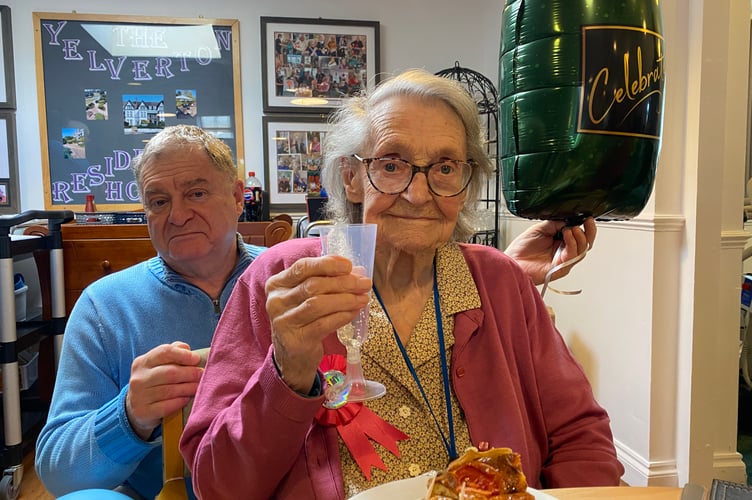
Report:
401,171,433,205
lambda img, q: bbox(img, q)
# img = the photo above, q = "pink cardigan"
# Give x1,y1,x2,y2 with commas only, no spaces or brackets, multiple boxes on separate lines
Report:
181,238,623,499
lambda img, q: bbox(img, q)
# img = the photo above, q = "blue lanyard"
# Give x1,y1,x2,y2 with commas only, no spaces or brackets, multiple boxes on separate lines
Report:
372,265,458,461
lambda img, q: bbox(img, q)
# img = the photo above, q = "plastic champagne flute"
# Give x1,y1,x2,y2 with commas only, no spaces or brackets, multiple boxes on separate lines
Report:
320,223,386,404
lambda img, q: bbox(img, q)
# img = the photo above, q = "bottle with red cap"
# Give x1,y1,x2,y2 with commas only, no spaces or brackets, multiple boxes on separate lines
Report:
84,194,96,213
243,171,265,221
84,194,98,222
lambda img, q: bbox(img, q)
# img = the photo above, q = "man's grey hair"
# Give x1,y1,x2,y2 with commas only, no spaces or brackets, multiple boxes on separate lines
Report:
131,125,238,203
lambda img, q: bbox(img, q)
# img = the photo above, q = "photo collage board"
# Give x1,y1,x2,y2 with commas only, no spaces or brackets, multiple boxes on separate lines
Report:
34,13,243,210
260,17,380,212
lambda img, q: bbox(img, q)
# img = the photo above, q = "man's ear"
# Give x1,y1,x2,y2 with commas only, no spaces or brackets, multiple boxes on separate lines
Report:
342,160,364,203
233,179,245,216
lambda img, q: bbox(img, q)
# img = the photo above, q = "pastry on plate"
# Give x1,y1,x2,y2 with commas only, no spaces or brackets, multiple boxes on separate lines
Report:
425,446,534,499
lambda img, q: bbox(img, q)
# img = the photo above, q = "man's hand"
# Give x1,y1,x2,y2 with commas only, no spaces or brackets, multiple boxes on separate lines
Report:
505,218,596,285
126,341,203,440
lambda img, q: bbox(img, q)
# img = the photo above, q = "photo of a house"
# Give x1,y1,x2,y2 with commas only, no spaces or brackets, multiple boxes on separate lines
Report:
122,94,166,134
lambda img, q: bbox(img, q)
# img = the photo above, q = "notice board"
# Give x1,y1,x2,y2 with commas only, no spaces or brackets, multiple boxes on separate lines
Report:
33,13,243,210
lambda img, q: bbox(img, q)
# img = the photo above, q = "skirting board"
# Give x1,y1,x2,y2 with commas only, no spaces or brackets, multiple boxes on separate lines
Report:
615,441,748,486
712,451,748,485
615,439,679,486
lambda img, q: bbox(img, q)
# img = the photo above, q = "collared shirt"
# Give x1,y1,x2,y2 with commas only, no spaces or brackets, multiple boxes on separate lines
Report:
341,243,482,497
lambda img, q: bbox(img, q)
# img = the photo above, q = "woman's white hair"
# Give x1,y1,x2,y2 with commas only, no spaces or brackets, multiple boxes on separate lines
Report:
321,68,493,242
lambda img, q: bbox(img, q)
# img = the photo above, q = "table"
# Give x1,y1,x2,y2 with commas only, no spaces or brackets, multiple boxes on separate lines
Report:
541,486,683,499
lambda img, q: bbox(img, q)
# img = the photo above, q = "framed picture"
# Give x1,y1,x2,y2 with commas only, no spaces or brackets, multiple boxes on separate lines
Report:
263,115,329,212
33,12,243,210
0,110,19,213
261,16,380,114
0,6,16,109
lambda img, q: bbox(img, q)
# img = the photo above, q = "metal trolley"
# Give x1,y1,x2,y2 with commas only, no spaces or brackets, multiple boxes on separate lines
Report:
0,210,73,500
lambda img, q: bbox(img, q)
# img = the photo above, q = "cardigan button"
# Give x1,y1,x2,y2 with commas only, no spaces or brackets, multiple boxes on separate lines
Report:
456,367,466,378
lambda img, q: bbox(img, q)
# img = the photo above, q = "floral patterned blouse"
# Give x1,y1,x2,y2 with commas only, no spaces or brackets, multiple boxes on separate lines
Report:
341,243,482,497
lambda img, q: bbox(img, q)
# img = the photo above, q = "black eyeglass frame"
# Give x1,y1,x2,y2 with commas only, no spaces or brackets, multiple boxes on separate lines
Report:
351,154,475,197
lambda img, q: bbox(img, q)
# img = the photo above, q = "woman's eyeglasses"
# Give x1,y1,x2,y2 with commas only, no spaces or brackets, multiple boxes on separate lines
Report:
352,154,474,197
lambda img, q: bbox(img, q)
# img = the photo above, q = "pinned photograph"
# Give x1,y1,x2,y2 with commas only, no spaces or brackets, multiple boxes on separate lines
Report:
85,89,108,120
176,89,197,119
122,94,166,134
61,126,86,159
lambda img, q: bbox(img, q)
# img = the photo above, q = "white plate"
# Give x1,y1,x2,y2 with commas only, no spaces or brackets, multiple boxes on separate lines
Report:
349,474,558,499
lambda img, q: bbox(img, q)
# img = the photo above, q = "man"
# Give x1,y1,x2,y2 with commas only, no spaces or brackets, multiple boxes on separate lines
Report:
35,124,594,498
35,125,263,498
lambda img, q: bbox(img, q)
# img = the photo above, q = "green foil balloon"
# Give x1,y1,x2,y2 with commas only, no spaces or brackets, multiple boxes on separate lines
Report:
499,0,665,224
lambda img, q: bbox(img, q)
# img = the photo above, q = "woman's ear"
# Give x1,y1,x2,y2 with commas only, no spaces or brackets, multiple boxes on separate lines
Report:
341,159,364,203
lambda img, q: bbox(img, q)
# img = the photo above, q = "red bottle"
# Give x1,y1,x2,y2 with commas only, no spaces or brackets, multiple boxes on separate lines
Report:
85,194,97,212
84,194,98,222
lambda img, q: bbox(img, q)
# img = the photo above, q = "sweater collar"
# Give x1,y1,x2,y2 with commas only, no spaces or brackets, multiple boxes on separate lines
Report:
147,233,255,294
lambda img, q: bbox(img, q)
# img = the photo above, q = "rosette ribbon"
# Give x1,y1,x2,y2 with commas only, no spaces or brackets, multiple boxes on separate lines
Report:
315,354,409,480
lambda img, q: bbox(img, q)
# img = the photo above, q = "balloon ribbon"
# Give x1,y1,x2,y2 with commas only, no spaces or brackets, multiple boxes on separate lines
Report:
540,240,589,298
315,354,409,480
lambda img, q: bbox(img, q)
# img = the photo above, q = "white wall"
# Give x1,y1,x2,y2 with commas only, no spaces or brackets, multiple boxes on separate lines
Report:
5,0,751,491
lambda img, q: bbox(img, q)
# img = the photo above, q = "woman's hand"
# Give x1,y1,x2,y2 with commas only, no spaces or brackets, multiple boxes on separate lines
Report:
504,218,596,285
265,255,372,393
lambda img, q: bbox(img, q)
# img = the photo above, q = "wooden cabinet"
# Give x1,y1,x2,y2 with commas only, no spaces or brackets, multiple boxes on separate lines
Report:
61,220,292,314
61,224,155,314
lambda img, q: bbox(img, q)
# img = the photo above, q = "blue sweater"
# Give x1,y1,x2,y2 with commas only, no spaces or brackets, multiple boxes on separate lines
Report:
35,239,264,498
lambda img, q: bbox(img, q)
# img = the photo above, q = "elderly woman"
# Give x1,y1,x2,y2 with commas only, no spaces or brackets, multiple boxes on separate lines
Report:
180,69,622,499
